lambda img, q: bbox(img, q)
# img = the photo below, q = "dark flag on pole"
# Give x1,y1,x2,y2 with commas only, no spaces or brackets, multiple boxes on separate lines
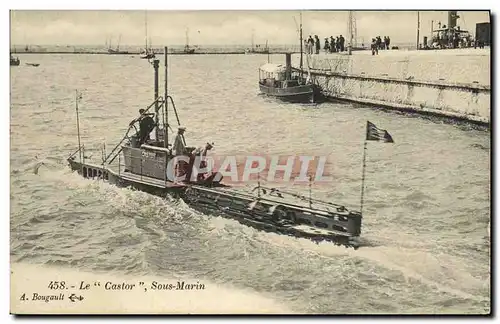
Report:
366,121,394,143
360,120,393,215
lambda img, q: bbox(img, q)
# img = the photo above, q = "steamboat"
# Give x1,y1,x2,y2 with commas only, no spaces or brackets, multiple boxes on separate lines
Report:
425,11,476,50
67,46,363,248
258,54,322,104
141,13,156,59
258,14,322,104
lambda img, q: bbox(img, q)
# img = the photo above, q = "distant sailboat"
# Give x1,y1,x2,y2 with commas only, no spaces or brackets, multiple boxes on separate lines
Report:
184,28,195,54
244,29,256,54
347,11,368,51
245,31,269,54
108,34,129,54
140,12,155,59
23,34,31,53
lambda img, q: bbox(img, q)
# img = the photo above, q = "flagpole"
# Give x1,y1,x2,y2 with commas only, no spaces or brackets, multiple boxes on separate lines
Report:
308,175,312,209
360,120,393,215
75,89,82,163
360,140,368,214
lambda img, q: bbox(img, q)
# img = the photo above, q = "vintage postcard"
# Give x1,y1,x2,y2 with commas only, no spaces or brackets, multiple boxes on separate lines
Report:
9,8,491,315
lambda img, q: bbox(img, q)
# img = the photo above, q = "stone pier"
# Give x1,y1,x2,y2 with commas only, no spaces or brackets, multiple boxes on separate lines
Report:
293,48,490,125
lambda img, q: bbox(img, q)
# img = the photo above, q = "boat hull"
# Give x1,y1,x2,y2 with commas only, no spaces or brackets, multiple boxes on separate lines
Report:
259,83,321,103
67,157,362,248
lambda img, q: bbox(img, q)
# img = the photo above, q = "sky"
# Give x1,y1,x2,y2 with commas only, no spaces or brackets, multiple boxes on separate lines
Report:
9,10,490,47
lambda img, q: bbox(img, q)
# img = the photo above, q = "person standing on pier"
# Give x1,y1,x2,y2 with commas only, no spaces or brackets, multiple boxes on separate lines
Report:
339,35,345,52
329,36,335,53
376,36,382,50
371,38,378,55
314,35,320,54
324,38,330,53
307,36,314,54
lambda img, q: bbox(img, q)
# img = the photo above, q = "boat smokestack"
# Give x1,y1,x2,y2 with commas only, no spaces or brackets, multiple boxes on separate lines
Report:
285,53,292,80
448,11,459,29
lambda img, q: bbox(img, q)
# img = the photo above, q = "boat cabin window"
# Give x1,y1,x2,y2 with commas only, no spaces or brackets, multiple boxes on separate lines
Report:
260,71,283,80
259,65,286,82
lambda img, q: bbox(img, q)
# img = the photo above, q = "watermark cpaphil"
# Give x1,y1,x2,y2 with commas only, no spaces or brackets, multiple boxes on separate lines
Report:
165,153,334,185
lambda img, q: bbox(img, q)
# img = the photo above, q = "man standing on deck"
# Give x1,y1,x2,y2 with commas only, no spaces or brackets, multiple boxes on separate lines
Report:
314,35,320,54
129,109,154,126
371,38,378,55
172,127,187,155
187,142,214,182
172,126,192,181
130,109,156,145
307,36,314,54
329,36,335,53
